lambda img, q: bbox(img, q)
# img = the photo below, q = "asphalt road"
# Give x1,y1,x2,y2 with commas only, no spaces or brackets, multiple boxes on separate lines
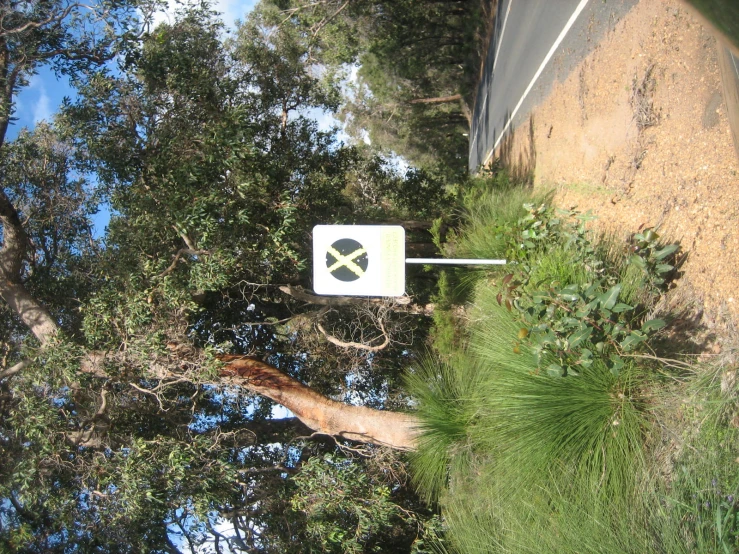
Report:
469,0,640,172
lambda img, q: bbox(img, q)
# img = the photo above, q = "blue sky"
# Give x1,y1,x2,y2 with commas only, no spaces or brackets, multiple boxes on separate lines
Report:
12,0,260,237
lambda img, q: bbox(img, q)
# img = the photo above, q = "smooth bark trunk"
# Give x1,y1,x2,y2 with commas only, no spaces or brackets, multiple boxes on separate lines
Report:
219,356,420,450
0,279,59,345
409,94,463,105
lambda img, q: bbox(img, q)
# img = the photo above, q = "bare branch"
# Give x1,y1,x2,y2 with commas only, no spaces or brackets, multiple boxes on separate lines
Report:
279,284,383,307
0,3,77,38
0,358,31,380
157,247,210,278
316,320,390,352
310,0,350,38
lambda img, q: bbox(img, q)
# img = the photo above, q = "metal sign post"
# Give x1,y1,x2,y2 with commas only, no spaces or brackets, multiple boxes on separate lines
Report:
405,258,506,265
313,225,506,297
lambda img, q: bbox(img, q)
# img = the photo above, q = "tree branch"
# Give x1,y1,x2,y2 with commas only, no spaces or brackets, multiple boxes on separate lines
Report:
0,3,77,38
218,355,420,450
316,321,390,352
157,247,211,278
0,188,31,277
0,358,31,380
0,188,60,344
310,0,350,38
279,284,383,307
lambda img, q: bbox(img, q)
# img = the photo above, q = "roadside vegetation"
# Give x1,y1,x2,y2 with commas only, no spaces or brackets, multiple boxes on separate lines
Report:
407,172,739,553
3,0,736,550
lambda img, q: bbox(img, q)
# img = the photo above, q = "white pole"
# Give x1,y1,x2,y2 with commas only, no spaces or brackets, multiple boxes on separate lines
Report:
406,258,506,265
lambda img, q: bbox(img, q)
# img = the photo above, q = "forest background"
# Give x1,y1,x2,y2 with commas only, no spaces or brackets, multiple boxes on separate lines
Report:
0,0,491,551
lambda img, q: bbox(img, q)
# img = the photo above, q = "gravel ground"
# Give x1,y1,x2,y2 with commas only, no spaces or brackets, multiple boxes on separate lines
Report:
493,0,739,352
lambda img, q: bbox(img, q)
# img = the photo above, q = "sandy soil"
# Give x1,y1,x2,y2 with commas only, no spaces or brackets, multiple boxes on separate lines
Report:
494,0,739,350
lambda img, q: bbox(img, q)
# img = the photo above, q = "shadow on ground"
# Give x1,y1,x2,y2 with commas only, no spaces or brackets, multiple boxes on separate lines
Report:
494,114,537,185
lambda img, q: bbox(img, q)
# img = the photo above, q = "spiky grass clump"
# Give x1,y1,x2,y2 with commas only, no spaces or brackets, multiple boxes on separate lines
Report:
414,188,697,552
408,294,652,552
467,286,649,500
452,187,549,262
405,354,478,505
410,285,654,552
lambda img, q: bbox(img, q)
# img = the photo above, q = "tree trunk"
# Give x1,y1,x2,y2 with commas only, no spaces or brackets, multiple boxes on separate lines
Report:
1,188,421,450
0,280,59,345
0,189,59,345
219,356,420,450
409,94,463,105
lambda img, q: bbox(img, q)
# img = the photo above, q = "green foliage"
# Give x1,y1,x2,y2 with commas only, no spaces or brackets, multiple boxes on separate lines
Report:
291,453,433,554
468,296,649,498
1,4,448,551
0,123,100,338
405,356,475,505
650,364,739,553
489,203,678,378
410,190,711,553
450,185,550,263
269,0,490,173
408,296,654,552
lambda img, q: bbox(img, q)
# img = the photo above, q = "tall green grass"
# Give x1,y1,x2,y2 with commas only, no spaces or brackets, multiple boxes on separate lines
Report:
466,292,649,501
443,464,658,554
408,180,738,552
648,363,739,553
451,186,550,262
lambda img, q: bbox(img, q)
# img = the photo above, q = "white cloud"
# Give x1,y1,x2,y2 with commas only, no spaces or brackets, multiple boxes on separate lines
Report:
150,0,257,29
214,0,257,27
26,74,52,125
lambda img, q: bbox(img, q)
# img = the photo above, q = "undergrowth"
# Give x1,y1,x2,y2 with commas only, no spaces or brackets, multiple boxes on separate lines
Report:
409,179,739,553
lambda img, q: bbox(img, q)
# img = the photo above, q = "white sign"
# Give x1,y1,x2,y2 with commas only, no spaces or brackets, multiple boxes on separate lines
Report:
313,225,405,296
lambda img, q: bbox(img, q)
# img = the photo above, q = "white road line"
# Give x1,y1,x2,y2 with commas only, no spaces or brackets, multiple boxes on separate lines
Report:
493,0,513,72
472,0,514,148
481,0,591,167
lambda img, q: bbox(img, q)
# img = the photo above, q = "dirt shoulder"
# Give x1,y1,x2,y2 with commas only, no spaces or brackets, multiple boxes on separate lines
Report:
493,0,739,349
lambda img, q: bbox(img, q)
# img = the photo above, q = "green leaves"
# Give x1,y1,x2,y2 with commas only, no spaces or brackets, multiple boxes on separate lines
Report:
629,229,680,286
620,330,648,352
600,284,622,310
641,318,666,333
653,244,679,260
569,326,593,349
292,453,423,554
490,204,679,378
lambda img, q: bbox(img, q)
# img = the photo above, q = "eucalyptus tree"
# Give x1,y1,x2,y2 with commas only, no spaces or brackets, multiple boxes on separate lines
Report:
263,0,485,173
0,3,437,551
